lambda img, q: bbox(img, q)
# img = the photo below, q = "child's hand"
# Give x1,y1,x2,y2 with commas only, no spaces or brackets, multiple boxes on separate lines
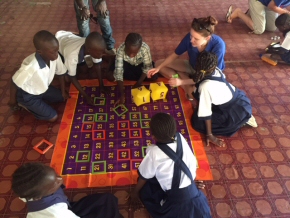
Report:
114,96,125,107
132,83,142,89
168,78,182,87
97,0,108,18
100,85,110,95
206,134,225,147
195,180,205,189
85,96,95,106
79,7,90,20
62,91,71,101
147,68,159,78
126,192,143,212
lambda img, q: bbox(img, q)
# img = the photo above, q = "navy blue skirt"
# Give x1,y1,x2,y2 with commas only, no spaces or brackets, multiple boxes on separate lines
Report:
70,193,120,218
191,89,252,136
140,177,211,218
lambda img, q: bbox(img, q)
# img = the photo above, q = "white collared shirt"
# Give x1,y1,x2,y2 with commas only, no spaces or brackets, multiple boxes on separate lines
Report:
197,68,235,118
20,198,79,218
55,31,102,76
12,53,67,95
138,134,197,191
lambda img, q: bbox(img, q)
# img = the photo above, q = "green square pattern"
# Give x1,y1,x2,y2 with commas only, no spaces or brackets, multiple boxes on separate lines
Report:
129,112,141,121
82,114,95,123
76,150,91,162
95,113,108,122
91,161,107,174
94,97,106,105
113,104,128,117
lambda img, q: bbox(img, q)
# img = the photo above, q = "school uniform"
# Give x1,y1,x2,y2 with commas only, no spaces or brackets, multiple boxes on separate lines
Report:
12,53,67,120
21,185,120,218
113,42,155,81
138,133,211,218
55,30,102,76
279,31,290,63
191,68,252,136
175,33,226,71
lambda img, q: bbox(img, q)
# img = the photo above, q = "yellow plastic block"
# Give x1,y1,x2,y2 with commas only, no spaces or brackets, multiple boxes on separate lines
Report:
131,86,151,106
149,82,168,101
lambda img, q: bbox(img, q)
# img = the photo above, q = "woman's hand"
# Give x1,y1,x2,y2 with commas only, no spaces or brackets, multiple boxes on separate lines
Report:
206,134,225,147
147,68,159,78
168,78,183,87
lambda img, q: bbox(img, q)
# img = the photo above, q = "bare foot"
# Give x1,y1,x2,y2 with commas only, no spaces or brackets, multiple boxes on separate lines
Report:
206,134,225,147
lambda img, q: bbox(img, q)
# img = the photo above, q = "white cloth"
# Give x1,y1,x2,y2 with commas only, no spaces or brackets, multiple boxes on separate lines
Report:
20,198,79,218
55,31,102,76
197,69,235,118
281,32,290,50
12,53,67,95
138,134,197,191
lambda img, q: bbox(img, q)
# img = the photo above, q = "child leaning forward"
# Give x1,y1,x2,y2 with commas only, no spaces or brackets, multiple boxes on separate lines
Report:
127,112,212,218
111,33,158,106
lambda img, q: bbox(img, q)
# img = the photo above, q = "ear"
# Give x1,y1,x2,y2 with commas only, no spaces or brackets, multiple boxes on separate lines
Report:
205,35,211,41
36,49,42,55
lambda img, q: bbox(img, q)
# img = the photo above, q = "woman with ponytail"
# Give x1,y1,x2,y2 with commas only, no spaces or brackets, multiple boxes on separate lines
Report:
191,51,257,147
147,16,226,100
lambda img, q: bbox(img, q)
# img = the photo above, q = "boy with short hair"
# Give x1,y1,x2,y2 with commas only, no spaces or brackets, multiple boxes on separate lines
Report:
8,30,69,122
56,30,109,105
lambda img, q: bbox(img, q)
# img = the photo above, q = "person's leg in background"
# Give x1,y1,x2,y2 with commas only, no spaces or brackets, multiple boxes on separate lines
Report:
92,0,116,54
265,7,278,32
74,0,90,37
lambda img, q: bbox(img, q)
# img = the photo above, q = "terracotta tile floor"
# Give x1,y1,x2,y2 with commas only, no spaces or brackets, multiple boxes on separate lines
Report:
1,0,290,217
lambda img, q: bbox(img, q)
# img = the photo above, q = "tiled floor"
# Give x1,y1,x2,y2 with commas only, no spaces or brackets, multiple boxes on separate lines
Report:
0,0,290,217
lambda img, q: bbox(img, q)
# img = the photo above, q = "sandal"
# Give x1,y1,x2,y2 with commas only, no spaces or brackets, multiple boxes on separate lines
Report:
226,5,233,23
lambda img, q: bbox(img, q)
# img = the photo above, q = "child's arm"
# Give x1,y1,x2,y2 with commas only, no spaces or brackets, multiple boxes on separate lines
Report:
114,80,125,106
90,63,110,94
204,119,225,147
58,75,70,100
147,53,179,78
127,177,147,211
132,73,147,89
70,76,94,105
8,79,18,108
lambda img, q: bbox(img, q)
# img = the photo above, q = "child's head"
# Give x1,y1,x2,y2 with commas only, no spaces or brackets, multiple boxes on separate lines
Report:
124,33,142,58
150,113,177,143
190,16,218,47
85,32,106,59
12,163,63,200
33,30,59,61
193,51,218,83
275,13,290,36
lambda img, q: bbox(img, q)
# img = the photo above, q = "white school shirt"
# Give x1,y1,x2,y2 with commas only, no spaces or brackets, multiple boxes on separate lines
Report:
55,31,102,76
197,68,235,119
20,198,79,218
138,134,197,191
12,53,67,95
281,32,290,50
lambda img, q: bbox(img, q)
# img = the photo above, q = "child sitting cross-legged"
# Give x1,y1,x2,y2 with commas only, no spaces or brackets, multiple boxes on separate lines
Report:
127,112,212,218
12,162,123,218
111,33,158,106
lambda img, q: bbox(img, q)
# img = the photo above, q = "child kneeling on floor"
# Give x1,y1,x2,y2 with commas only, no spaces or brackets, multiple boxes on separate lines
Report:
12,163,123,218
8,30,69,122
127,112,212,218
191,51,257,147
264,13,290,65
111,33,158,105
